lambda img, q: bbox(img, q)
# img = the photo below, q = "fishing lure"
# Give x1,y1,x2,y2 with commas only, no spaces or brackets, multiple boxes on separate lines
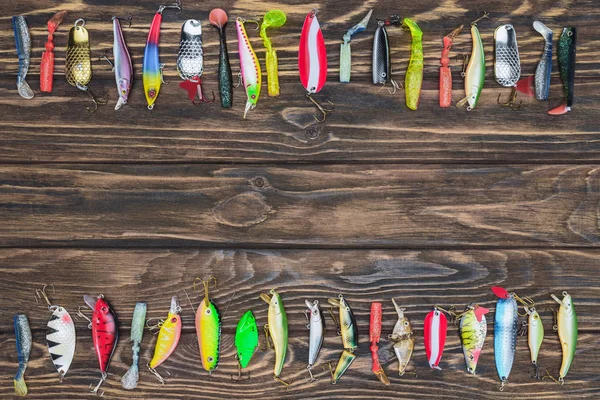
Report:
519,304,544,379
339,10,372,83
495,24,523,110
492,286,518,391
370,302,390,385
108,15,133,110
402,18,423,110
372,15,401,91
423,307,448,370
260,10,287,96
178,19,214,105
13,314,32,396
82,294,119,394
299,9,333,122
328,294,358,384
304,299,324,381
143,1,182,110
533,21,553,101
40,11,68,93
36,285,76,382
457,303,489,375
121,302,147,390
549,28,577,115
66,19,107,112
548,291,577,383
260,289,289,386
12,16,34,99
209,9,233,108
232,310,259,380
389,298,414,376
149,296,182,383
457,12,489,111
195,277,221,373
439,25,463,107
236,18,262,118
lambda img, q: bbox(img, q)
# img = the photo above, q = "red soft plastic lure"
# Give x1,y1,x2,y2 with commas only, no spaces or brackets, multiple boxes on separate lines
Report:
424,307,447,370
439,25,462,108
369,303,390,385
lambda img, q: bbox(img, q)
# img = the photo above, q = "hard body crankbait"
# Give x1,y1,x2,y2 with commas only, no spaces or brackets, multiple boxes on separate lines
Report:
299,9,333,122
339,10,372,83
260,289,289,386
195,278,221,373
533,21,553,101
40,11,68,93
12,16,34,99
121,302,147,390
305,300,324,381
328,294,358,384
369,302,390,385
237,18,262,118
178,19,214,105
372,15,401,89
457,303,489,374
457,13,489,111
143,1,182,110
390,298,414,376
520,304,544,379
260,10,287,96
234,310,259,375
439,25,463,107
111,16,133,110
402,18,423,110
83,294,119,394
550,291,577,383
492,286,518,391
209,9,233,108
549,28,577,115
424,307,448,370
149,296,182,383
495,24,523,109
36,286,76,382
13,314,32,396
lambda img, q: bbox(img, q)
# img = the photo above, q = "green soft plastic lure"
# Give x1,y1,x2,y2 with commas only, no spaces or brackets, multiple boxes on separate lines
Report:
234,310,259,374
260,289,289,386
550,291,577,383
260,10,286,97
328,294,358,383
402,18,423,110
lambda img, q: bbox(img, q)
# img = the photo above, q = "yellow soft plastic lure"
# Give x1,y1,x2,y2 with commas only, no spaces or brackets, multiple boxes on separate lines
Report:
195,277,221,372
260,10,286,97
402,18,423,110
148,296,182,384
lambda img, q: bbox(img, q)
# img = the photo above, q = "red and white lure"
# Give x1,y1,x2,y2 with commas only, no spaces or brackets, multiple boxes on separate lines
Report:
423,307,448,370
298,9,333,122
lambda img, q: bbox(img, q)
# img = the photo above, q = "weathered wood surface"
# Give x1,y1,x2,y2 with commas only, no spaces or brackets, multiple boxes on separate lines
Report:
0,249,598,399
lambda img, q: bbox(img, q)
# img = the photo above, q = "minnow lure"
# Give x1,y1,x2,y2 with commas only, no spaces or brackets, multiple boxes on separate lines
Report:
121,302,147,390
233,310,259,379
491,286,518,391
390,298,414,376
36,285,76,382
209,9,233,108
66,19,106,112
424,307,448,370
82,294,119,394
519,304,544,379
549,291,577,383
149,296,182,383
237,18,262,118
178,19,214,105
195,278,221,373
372,15,401,90
328,294,358,384
110,15,133,110
260,10,287,96
299,9,333,122
13,314,32,396
305,299,324,381
260,289,289,386
12,16,34,99
143,1,182,110
549,28,577,115
457,303,489,375
495,24,523,110
533,21,553,101
40,11,68,93
457,12,489,111
402,18,423,110
439,25,462,107
340,9,372,83
370,302,390,385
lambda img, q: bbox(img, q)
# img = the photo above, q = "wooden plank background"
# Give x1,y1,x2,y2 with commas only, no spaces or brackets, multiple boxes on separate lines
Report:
1,0,599,399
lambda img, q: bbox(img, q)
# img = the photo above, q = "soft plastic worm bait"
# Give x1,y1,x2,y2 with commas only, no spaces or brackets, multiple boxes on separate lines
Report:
369,302,390,385
402,18,423,110
40,11,68,93
439,25,462,107
260,10,287,96
548,28,577,115
340,10,372,83
121,302,147,390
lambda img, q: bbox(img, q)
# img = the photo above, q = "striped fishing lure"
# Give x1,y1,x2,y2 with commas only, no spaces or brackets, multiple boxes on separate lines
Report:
236,18,262,118
458,303,489,375
492,286,518,391
424,307,448,370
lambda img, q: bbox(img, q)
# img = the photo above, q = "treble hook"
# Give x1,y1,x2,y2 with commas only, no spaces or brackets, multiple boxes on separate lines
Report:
544,306,558,332
76,83,108,113
497,87,522,110
158,0,182,14
471,11,490,26
239,18,260,30
89,372,107,395
263,324,273,350
457,54,469,78
327,305,341,335
148,364,166,385
159,64,169,84
306,365,318,382
306,93,334,123
518,320,528,336
542,369,564,385
99,53,114,70
76,306,93,328
231,356,250,382
146,318,164,334
35,284,56,310
433,305,458,324
530,362,542,379
112,13,133,28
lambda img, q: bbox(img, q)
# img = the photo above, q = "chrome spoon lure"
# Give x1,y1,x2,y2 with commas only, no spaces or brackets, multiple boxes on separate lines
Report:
495,24,523,110
178,19,214,105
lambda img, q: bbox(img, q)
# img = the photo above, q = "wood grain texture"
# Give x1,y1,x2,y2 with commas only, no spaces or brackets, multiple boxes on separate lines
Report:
0,248,598,399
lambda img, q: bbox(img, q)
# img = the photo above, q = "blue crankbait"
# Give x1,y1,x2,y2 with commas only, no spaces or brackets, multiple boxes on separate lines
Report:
492,287,518,391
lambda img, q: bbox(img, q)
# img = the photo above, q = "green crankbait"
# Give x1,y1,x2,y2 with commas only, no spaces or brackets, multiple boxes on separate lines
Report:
328,294,358,384
260,289,289,387
519,304,544,379
402,18,423,110
232,310,259,380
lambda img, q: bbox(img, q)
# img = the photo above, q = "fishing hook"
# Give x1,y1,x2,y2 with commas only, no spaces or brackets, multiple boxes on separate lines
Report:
239,18,260,30
445,24,463,41
542,369,564,385
327,305,341,335
76,306,93,329
530,362,542,380
518,320,528,336
158,0,182,15
159,63,169,84
76,83,108,113
89,372,107,395
306,365,318,382
146,318,164,334
35,284,56,310
471,11,490,26
544,306,558,332
98,53,114,70
112,13,133,28
497,87,522,110
457,54,469,78
306,93,334,123
148,364,166,386
189,78,216,105
230,355,250,382
433,305,458,324
274,375,291,388
263,324,273,350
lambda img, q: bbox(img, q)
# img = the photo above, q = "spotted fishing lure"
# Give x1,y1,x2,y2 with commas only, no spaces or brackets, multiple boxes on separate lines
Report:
299,9,333,122
178,19,214,105
260,289,289,386
457,303,489,375
390,298,414,377
424,307,448,370
13,314,32,397
110,15,133,110
340,10,372,83
149,296,182,383
195,278,221,373
305,300,324,382
549,28,577,115
492,287,518,391
402,18,423,110
121,302,147,390
236,18,262,118
12,16,33,99
439,25,462,107
328,294,358,384
370,302,390,385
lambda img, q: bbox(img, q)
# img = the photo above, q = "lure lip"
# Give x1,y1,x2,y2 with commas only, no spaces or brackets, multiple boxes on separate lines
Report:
492,286,511,299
